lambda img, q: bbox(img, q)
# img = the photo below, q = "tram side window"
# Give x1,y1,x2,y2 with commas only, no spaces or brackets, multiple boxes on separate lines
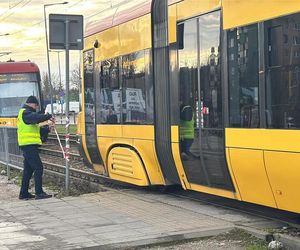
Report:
83,50,95,124
228,24,259,128
99,58,120,124
178,20,198,124
265,13,300,129
121,50,153,124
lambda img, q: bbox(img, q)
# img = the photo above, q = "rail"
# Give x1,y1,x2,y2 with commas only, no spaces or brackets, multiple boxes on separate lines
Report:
1,127,299,230
0,126,112,186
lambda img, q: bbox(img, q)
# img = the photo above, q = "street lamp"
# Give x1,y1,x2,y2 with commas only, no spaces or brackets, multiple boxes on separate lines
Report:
44,1,68,115
0,33,9,37
50,50,64,113
50,50,63,89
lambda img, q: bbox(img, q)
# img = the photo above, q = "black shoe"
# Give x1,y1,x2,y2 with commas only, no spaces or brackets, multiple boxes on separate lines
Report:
35,192,52,200
19,193,35,200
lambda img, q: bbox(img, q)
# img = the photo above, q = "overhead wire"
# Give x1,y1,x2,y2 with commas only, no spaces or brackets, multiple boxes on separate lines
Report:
0,0,133,61
0,0,26,18
7,0,115,36
0,0,32,22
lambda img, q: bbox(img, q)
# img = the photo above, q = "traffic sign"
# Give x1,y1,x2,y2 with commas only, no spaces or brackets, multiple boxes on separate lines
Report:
49,14,83,50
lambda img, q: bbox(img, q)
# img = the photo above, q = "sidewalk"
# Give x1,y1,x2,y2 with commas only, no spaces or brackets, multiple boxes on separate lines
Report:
0,179,296,249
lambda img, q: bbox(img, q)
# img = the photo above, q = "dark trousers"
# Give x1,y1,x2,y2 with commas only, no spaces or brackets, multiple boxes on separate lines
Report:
20,145,44,196
180,138,194,154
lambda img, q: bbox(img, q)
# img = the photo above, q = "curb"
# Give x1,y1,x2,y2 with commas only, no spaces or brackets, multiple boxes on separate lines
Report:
236,225,300,250
82,225,234,250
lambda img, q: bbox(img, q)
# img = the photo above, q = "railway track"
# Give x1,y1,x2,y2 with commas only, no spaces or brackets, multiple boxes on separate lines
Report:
47,133,79,146
2,135,300,233
4,151,300,232
1,153,118,189
39,147,82,161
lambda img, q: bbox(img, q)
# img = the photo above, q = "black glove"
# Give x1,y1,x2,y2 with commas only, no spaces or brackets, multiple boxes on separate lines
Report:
40,125,50,143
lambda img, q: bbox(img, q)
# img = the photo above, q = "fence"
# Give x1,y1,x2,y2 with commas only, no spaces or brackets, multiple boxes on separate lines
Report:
0,127,23,179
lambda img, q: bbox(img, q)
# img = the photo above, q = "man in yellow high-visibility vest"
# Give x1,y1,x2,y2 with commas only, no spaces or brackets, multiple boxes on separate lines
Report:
179,104,195,160
17,96,53,200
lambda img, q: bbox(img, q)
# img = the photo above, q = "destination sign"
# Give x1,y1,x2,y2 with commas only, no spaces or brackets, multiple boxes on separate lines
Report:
0,73,37,84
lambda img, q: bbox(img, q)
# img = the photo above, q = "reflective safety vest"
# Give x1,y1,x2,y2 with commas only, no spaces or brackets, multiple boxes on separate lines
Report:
179,117,195,140
17,108,41,146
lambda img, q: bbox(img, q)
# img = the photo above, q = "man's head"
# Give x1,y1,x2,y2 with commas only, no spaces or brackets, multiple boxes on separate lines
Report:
25,96,39,110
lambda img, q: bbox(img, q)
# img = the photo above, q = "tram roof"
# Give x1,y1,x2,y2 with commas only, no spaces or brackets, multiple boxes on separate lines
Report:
0,61,39,74
85,0,181,37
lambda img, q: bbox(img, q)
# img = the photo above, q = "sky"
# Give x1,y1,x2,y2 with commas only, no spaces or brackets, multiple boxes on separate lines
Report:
0,0,129,84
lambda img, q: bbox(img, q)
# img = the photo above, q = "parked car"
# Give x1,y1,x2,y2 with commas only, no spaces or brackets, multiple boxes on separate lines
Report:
62,101,80,114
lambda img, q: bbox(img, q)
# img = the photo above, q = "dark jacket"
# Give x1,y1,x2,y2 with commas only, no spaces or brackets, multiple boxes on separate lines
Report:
20,104,52,146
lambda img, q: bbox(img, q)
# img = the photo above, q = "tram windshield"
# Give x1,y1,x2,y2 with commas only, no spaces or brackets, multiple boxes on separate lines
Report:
0,73,40,117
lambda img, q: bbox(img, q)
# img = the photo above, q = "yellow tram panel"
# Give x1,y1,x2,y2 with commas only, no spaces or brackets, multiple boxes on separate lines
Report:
189,183,238,200
76,112,84,135
133,139,165,185
97,136,113,171
222,0,300,29
226,129,300,153
119,18,140,56
264,152,300,213
84,26,120,61
107,146,149,186
97,125,122,138
263,131,300,153
229,148,277,208
122,125,154,140
171,125,179,143
96,125,165,186
122,125,165,185
168,4,177,44
171,142,190,190
0,118,17,127
95,26,120,62
176,0,220,21
225,148,241,200
119,14,151,57
226,128,300,213
138,14,152,52
226,129,266,150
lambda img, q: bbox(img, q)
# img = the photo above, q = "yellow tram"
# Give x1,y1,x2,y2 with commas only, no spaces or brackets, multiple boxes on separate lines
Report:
78,0,300,214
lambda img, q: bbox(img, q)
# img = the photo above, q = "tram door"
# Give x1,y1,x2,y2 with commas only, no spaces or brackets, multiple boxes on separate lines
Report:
83,49,102,164
178,11,233,190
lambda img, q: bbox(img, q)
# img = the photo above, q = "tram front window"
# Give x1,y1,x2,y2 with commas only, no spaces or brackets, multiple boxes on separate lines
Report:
0,81,39,117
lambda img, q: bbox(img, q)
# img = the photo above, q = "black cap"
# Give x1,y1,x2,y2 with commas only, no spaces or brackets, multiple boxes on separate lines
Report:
26,96,39,105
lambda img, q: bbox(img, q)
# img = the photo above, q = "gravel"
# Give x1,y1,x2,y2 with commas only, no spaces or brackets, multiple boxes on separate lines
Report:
136,229,269,250
0,173,19,202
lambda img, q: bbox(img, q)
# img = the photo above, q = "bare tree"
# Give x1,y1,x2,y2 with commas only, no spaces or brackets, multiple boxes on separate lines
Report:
70,64,80,90
69,64,80,101
41,72,51,101
41,72,60,102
